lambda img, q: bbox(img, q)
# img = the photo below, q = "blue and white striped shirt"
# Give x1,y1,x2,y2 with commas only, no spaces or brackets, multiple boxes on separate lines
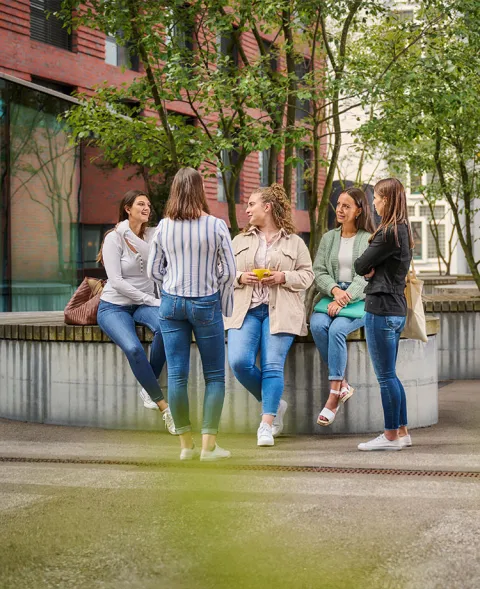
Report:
147,215,236,317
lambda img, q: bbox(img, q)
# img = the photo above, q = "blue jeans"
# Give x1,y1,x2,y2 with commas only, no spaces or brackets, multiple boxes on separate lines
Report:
365,312,407,430
159,291,225,435
310,313,365,380
227,304,295,416
97,300,166,402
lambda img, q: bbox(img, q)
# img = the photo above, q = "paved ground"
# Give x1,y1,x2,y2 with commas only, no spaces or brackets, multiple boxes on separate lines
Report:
0,381,479,589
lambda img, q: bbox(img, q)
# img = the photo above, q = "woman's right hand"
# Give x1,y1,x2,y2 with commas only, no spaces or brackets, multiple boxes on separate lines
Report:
239,272,260,285
332,287,351,307
327,301,341,317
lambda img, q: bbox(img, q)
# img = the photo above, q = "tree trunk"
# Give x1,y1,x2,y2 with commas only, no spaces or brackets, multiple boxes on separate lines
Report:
282,8,296,200
434,131,480,290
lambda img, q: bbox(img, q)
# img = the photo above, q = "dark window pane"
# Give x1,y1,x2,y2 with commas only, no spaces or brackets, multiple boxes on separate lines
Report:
260,39,277,73
80,224,114,269
259,150,269,187
295,59,311,120
411,221,423,259
30,0,72,51
31,77,75,96
296,149,310,210
105,32,139,71
220,33,239,68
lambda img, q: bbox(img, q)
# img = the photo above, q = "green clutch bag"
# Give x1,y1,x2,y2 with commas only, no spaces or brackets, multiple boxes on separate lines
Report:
313,297,365,319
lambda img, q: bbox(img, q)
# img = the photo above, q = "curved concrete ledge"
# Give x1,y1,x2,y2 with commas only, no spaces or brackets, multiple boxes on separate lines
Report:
0,314,439,435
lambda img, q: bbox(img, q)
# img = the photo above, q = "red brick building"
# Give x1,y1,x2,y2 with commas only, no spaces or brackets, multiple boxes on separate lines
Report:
0,0,322,310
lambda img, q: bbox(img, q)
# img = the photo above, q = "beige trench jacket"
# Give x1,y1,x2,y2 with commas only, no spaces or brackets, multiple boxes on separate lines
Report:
223,229,314,336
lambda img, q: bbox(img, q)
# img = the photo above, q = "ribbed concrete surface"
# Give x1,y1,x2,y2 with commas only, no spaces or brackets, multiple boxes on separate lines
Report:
436,313,480,380
0,337,438,434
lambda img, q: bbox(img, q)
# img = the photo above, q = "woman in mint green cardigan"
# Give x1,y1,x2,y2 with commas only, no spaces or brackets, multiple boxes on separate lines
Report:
311,187,374,426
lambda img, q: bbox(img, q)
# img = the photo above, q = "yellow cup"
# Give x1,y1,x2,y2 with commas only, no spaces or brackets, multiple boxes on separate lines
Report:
252,268,271,280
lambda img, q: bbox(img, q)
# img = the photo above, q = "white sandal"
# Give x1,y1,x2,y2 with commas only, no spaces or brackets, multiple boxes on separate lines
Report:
317,389,341,426
339,383,355,404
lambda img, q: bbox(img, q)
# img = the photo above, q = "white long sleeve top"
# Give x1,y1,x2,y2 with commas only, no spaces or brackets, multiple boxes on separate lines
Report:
147,215,236,317
100,220,159,307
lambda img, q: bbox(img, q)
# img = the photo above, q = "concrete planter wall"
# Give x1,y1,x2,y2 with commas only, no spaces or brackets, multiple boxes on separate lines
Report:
424,299,480,380
0,319,439,435
436,313,480,380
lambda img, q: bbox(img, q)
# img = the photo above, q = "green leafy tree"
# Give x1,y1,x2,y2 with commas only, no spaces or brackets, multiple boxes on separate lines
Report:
358,0,480,289
59,0,293,235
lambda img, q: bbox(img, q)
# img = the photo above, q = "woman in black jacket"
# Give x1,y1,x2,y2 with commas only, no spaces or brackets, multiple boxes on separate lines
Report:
354,178,413,451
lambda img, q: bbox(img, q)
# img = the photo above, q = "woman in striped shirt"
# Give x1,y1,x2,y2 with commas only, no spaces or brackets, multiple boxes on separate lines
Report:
148,167,236,462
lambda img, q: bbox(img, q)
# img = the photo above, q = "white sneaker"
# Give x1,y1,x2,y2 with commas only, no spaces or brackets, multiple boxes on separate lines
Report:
139,388,159,410
357,433,402,451
180,444,200,461
399,434,412,448
257,422,274,447
272,399,288,438
161,406,177,435
200,444,231,462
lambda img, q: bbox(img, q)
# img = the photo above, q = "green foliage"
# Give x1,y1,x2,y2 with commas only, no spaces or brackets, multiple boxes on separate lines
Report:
57,0,443,247
357,0,480,286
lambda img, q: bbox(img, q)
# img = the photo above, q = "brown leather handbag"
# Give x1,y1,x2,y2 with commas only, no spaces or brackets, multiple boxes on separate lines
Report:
64,277,105,325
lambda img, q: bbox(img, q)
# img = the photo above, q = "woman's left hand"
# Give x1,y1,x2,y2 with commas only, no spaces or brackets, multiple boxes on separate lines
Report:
327,301,341,317
364,268,375,280
261,271,286,287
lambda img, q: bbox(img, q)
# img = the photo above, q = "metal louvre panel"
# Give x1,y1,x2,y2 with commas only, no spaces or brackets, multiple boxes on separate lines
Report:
30,0,71,50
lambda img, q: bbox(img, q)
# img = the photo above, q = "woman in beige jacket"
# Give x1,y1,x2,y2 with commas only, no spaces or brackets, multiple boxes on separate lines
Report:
225,184,314,447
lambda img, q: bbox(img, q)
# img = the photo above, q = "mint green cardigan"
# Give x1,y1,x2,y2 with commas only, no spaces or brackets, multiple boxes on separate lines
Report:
313,227,371,302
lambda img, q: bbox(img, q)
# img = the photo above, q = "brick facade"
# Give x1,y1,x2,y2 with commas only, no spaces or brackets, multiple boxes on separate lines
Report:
0,0,323,237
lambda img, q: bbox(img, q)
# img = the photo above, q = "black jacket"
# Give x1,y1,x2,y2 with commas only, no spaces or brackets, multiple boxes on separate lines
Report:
354,223,412,316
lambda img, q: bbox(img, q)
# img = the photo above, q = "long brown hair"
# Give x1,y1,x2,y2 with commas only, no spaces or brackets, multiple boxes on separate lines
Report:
96,189,151,265
336,187,375,233
164,167,210,220
370,178,414,247
244,183,296,234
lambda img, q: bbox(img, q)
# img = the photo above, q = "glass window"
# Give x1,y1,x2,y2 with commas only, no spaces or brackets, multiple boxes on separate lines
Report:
80,224,114,269
165,4,195,55
296,149,310,210
105,36,118,66
31,77,75,96
105,32,139,71
260,39,278,73
259,150,269,187
411,221,423,260
219,32,239,69
408,205,416,216
30,0,72,51
427,224,446,258
419,205,446,220
410,165,423,194
295,59,311,120
393,10,414,22
1,79,80,311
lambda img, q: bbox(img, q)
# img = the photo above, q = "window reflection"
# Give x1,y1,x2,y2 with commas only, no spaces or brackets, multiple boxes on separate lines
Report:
1,78,80,311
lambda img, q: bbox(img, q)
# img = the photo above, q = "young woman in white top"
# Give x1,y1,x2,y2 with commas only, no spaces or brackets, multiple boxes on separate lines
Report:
96,189,176,434
310,187,374,426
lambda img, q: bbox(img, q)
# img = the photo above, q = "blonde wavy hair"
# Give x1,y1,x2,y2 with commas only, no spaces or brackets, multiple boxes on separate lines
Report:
244,183,296,235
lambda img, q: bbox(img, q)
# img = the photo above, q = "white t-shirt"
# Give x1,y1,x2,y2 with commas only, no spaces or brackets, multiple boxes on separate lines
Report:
338,236,355,283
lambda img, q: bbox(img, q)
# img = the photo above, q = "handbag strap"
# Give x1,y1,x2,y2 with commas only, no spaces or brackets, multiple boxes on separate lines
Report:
409,257,417,280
